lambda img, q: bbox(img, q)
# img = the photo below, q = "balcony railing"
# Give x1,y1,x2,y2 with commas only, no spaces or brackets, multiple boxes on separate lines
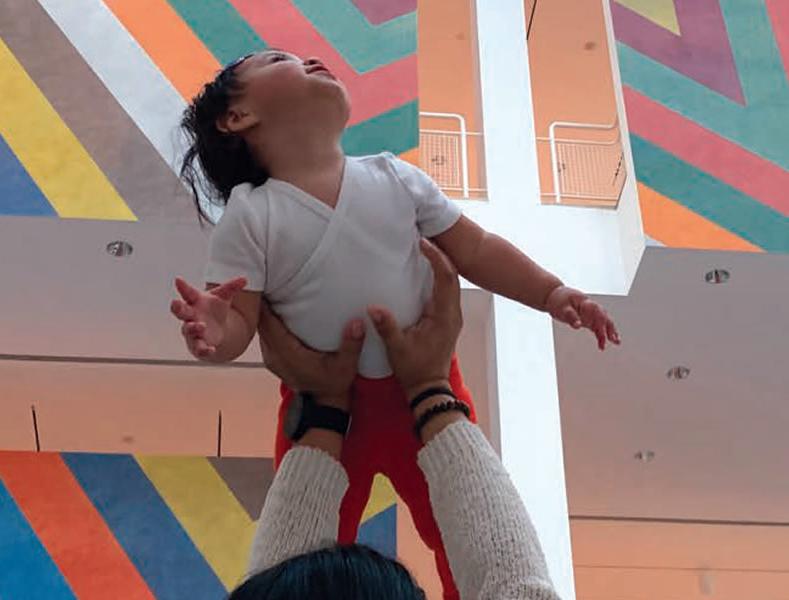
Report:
419,112,486,200
537,119,627,208
419,113,626,208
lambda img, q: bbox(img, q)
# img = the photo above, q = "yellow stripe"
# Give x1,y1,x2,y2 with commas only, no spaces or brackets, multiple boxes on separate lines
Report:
617,0,680,34
0,38,135,220
362,474,397,522
135,456,255,590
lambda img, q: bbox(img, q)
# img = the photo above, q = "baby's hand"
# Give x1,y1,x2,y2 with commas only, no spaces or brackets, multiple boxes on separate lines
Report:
170,277,247,359
545,285,620,350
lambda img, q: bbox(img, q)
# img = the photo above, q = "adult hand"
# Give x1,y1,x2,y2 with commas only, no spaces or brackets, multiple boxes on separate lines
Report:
257,302,366,410
368,239,462,400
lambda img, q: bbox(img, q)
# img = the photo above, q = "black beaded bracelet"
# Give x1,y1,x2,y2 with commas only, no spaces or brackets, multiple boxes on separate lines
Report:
414,400,471,439
409,386,456,413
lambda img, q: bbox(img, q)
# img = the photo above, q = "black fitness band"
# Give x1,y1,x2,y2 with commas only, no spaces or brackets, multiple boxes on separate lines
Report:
409,386,456,413
414,400,471,439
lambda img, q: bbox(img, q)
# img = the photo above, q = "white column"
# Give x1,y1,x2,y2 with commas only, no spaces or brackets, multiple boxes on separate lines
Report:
474,0,576,597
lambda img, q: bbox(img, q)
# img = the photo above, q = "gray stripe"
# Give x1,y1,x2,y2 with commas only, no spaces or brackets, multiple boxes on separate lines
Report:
208,457,274,521
0,0,196,221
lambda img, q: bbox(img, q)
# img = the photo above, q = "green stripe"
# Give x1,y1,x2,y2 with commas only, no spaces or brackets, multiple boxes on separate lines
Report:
291,0,416,73
167,0,267,65
631,134,789,252
342,101,418,156
719,0,789,107
617,41,789,171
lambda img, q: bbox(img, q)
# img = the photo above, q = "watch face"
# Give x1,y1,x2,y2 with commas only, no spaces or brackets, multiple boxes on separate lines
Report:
283,394,304,440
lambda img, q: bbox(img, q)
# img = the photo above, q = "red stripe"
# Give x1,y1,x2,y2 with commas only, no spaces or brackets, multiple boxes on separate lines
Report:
766,0,789,80
623,86,789,216
227,0,417,126
0,452,156,600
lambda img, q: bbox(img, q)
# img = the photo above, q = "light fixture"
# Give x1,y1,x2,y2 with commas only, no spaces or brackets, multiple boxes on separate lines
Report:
106,240,133,257
634,450,655,463
667,366,690,380
704,269,729,284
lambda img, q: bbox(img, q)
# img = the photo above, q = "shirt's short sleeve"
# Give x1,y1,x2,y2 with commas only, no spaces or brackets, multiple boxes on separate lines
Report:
387,154,462,238
204,183,267,291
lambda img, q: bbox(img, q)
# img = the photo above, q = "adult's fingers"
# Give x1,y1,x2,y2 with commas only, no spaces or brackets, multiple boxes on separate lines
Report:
175,277,202,305
211,277,248,302
420,239,459,312
368,306,404,350
170,299,195,322
335,319,366,368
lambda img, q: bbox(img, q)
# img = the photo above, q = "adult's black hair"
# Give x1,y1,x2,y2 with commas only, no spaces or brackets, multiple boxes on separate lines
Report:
228,544,426,600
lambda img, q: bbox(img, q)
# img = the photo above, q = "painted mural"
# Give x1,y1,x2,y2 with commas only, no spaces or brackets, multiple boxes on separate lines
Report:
0,452,397,599
0,0,418,221
612,0,789,253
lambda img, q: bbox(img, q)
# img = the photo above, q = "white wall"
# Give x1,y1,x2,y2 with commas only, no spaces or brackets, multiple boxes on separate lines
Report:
471,0,645,597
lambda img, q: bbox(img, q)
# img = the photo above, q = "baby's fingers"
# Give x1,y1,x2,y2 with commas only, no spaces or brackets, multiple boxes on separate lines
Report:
193,338,216,358
182,321,206,339
171,299,195,322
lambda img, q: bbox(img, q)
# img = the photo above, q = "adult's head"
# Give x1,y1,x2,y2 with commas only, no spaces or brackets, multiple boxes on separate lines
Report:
180,49,351,221
228,545,425,600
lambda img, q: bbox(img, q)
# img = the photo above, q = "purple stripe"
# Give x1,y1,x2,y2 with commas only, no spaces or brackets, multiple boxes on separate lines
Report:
612,0,745,104
349,0,416,25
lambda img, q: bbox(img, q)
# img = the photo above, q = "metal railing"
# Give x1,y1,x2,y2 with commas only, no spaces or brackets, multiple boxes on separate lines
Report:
420,112,470,197
419,112,487,199
540,118,627,207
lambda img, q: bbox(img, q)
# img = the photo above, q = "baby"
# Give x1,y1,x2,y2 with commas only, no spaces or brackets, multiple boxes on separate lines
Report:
171,50,619,600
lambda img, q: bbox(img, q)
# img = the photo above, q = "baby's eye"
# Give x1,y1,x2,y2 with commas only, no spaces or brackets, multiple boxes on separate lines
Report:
268,52,288,63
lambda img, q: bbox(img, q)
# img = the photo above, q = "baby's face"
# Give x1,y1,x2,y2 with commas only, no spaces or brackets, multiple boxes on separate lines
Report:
234,50,351,131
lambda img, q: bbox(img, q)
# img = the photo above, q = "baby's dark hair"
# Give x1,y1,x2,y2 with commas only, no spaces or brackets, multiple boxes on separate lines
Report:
180,54,269,223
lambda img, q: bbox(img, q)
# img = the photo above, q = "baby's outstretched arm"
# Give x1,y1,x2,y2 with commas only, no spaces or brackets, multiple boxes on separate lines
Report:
171,277,261,362
434,216,620,350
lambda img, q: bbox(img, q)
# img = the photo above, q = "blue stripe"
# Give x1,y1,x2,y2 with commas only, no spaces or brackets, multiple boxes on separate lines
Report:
63,454,227,600
0,479,76,600
357,504,397,559
0,134,56,216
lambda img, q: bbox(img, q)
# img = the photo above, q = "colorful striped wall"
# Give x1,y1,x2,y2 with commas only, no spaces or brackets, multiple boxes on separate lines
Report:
0,0,418,222
0,451,397,599
612,0,789,253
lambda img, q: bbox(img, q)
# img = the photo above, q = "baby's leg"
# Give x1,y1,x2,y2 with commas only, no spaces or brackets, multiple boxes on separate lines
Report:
378,357,476,600
274,382,375,543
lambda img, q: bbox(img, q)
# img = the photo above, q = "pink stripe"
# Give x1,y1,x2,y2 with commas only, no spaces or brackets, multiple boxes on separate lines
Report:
350,0,416,25
612,0,745,104
624,86,789,216
766,0,789,80
229,0,417,127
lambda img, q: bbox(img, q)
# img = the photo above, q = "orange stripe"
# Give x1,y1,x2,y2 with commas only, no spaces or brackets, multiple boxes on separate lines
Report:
0,452,157,600
103,0,220,100
638,183,763,252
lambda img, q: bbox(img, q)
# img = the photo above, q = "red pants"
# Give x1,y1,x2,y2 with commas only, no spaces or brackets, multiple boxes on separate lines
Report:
275,356,476,600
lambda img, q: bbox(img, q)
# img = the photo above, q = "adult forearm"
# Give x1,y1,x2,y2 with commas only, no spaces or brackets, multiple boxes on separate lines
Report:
245,447,348,577
418,422,561,600
462,233,562,311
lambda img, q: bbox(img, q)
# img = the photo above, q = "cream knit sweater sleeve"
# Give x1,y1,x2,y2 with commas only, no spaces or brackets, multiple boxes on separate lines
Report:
418,421,562,600
245,421,562,600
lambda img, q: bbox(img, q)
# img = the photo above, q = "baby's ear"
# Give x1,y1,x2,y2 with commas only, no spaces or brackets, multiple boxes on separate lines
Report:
216,108,259,134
